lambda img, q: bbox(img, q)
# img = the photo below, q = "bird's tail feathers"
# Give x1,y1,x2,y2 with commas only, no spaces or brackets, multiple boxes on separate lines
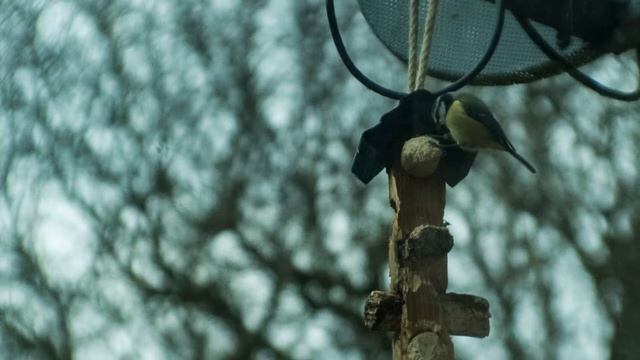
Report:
507,149,537,173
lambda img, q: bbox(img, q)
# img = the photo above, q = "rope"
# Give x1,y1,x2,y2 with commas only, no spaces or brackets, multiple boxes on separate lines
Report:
408,0,420,90
408,0,439,91
326,0,504,99
416,0,439,90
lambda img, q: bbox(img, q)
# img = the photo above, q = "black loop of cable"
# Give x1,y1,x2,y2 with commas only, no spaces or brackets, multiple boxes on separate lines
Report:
326,0,406,99
435,0,506,96
326,0,506,99
514,13,640,101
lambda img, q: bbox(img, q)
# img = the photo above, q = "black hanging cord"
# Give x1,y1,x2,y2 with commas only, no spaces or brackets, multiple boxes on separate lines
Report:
326,0,406,99
436,0,506,95
515,13,640,101
326,0,505,98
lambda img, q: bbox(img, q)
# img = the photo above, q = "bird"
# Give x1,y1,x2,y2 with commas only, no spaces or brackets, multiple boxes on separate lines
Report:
432,92,537,173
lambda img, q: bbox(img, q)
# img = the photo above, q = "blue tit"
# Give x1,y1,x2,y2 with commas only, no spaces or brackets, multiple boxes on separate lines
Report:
433,93,537,173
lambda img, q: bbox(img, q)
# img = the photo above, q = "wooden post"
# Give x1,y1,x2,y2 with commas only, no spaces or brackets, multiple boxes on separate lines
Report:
389,143,451,360
364,136,490,360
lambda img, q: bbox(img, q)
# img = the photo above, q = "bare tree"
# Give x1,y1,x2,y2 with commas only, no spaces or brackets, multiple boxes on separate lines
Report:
1,0,639,359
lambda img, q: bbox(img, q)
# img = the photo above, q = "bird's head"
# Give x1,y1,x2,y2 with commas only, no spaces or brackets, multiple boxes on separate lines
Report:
432,92,455,131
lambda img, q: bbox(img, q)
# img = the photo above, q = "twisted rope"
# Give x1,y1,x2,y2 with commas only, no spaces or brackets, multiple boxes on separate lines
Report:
416,0,439,89
408,0,420,90
408,0,439,91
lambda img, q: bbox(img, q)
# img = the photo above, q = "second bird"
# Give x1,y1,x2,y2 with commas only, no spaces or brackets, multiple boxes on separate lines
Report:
433,92,537,174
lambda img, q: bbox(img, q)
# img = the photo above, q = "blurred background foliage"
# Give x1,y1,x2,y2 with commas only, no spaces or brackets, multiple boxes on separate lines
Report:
0,0,639,359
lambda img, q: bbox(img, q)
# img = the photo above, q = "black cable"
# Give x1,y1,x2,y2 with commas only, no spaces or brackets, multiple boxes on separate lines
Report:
515,13,640,101
326,0,406,100
436,0,506,95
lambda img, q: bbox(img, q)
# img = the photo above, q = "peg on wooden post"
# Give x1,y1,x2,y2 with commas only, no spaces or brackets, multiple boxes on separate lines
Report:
364,291,490,338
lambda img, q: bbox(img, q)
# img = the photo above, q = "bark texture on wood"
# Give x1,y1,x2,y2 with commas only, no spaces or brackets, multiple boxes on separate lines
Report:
388,162,452,360
365,290,403,332
398,225,453,268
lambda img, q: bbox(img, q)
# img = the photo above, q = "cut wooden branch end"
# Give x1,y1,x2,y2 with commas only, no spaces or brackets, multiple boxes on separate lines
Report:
400,136,442,178
364,290,403,331
398,225,453,267
364,291,490,338
441,293,491,338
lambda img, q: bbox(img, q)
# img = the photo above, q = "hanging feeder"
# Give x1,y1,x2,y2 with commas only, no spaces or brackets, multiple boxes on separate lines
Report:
351,0,640,95
328,3,640,358
328,0,640,185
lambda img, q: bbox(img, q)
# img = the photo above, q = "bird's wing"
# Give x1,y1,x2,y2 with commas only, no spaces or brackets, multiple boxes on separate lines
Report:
457,94,516,151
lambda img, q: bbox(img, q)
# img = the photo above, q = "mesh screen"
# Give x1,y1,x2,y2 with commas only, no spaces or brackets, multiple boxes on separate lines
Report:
358,0,631,85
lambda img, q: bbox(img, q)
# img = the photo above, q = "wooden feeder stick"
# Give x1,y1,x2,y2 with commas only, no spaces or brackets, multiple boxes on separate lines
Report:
364,138,490,360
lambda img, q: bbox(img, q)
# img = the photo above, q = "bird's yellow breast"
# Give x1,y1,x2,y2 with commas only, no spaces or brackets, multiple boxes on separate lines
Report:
445,101,502,150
